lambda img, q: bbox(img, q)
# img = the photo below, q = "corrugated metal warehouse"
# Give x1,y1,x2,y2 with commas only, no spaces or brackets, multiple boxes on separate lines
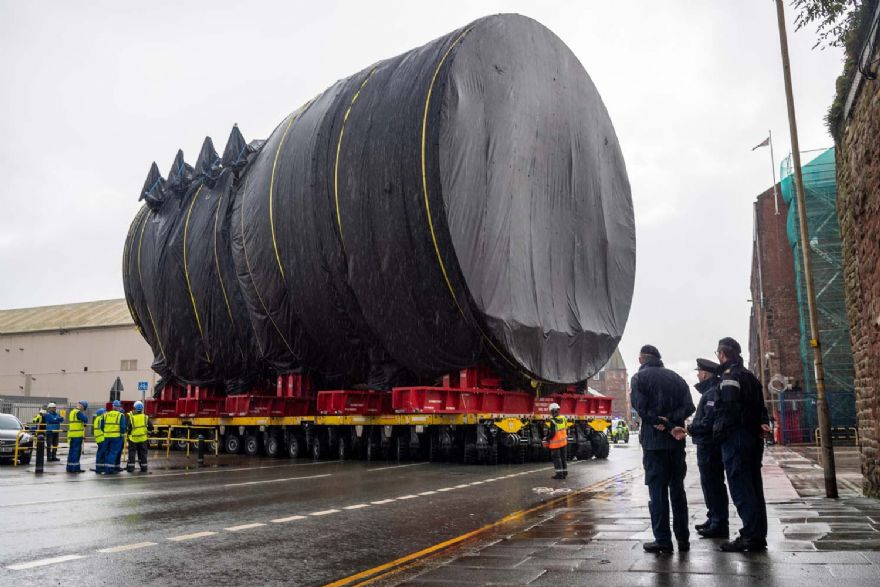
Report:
0,299,155,406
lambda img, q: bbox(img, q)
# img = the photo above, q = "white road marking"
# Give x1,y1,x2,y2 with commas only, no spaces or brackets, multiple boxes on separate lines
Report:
168,531,217,542
470,481,485,485
7,554,86,570
396,495,418,500
365,462,429,472
308,509,340,516
98,542,157,553
225,523,266,532
271,515,306,523
371,499,395,505
223,473,330,488
418,490,437,496
454,484,470,488
342,503,370,510
436,487,454,492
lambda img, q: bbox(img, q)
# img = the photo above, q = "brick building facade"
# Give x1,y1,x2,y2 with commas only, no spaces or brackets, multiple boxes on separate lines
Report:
837,32,880,496
749,185,803,391
591,347,629,422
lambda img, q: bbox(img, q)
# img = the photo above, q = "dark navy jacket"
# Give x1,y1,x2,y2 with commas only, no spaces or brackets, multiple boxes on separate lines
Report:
712,359,769,440
630,358,695,450
687,377,720,446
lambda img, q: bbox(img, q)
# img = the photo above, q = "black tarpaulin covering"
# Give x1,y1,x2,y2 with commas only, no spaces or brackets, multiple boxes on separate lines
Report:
124,14,635,388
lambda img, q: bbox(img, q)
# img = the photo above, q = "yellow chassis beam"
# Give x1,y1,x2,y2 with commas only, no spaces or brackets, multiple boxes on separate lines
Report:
153,414,610,428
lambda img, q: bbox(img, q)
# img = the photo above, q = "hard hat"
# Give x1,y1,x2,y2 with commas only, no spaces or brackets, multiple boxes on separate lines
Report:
548,402,561,411
96,408,106,416
134,401,144,411
112,400,122,408
47,402,57,408
79,400,89,409
39,409,47,414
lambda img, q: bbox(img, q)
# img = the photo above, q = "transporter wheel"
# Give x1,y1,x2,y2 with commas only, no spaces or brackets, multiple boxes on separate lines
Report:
577,440,594,460
591,432,610,460
365,438,377,462
428,433,441,463
462,443,477,465
265,435,282,458
18,452,32,465
486,443,499,466
393,435,409,462
338,436,350,461
287,435,303,459
174,437,189,451
311,436,327,460
224,434,242,455
244,434,261,457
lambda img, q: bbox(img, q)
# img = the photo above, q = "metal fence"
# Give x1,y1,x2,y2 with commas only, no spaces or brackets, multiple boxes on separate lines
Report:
0,395,71,423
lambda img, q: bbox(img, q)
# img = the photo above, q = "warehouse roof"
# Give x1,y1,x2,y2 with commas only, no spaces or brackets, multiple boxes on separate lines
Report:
0,299,133,335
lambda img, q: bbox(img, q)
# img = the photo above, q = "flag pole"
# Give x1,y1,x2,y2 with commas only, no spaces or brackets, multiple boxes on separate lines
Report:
769,129,779,215
774,0,837,498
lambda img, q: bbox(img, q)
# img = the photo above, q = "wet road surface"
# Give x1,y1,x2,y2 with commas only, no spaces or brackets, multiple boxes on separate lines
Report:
0,443,640,586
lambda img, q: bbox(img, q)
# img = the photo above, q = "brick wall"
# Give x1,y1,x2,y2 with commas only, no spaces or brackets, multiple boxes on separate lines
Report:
749,187,802,389
837,78,880,496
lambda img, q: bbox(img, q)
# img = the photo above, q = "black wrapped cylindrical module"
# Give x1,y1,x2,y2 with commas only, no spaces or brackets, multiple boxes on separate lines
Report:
124,14,636,391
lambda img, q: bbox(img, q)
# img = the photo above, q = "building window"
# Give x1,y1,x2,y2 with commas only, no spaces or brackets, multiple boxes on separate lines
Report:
121,359,138,371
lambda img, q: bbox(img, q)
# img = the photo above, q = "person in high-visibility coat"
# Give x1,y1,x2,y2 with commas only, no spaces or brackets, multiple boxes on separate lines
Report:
92,408,107,474
126,401,153,473
543,403,568,480
100,401,127,475
65,400,89,473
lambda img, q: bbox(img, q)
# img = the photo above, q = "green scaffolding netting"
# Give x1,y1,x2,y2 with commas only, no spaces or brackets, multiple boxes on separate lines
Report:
779,147,856,434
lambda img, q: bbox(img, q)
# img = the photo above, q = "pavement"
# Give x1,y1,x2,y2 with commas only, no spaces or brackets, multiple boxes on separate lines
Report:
384,445,880,587
0,440,639,586
2,441,878,586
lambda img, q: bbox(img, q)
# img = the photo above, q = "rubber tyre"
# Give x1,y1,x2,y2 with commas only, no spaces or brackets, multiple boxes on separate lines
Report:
265,435,282,458
577,439,594,460
224,434,242,455
591,432,611,460
365,438,377,462
287,435,302,459
338,436,349,461
462,443,477,465
486,443,499,466
393,436,408,462
244,434,261,457
428,433,441,462
18,453,32,465
311,437,324,460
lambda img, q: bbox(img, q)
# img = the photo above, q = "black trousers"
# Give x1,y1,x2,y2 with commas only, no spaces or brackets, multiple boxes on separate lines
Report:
551,447,567,474
643,448,689,545
721,429,767,543
47,432,59,459
696,443,728,529
127,441,148,471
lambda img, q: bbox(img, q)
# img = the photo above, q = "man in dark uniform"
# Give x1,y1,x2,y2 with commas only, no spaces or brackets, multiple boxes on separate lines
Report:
631,344,696,553
713,337,771,552
686,358,728,538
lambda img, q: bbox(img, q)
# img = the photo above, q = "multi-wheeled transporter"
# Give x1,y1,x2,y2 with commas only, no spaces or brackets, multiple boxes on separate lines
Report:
126,14,635,464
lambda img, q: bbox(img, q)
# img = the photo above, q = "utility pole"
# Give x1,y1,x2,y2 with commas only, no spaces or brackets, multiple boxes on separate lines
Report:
774,0,838,498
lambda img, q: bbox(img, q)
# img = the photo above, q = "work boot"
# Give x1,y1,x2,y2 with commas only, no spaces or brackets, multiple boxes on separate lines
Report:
695,520,712,531
698,526,730,539
552,473,565,480
643,542,674,554
563,470,568,479
677,541,690,552
126,465,135,473
140,467,148,473
720,537,767,552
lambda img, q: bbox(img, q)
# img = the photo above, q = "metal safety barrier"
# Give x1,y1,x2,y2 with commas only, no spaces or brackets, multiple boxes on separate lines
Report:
815,426,860,447
152,425,220,459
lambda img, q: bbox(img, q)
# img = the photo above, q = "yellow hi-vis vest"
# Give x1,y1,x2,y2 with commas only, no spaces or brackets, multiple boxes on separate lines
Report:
128,412,149,443
93,414,105,444
547,415,568,449
103,410,122,439
68,408,85,438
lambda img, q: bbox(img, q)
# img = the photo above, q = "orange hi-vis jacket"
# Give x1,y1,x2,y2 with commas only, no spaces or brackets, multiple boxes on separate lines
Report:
547,415,568,449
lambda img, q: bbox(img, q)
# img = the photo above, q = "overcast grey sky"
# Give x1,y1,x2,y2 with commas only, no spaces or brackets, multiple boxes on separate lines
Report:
0,1,844,383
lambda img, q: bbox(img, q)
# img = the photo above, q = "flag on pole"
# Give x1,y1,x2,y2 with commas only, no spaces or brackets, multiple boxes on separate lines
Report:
752,136,770,150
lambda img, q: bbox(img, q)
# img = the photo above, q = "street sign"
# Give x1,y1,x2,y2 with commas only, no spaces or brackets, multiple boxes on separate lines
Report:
138,381,149,391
